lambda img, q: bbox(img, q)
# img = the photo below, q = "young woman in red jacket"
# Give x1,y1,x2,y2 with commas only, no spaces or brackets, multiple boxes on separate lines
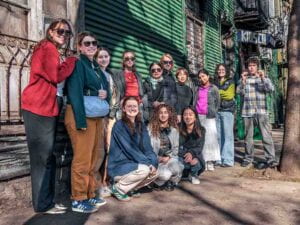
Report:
21,19,76,214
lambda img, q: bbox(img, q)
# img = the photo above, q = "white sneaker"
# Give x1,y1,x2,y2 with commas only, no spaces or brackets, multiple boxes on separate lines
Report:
44,206,66,214
206,162,215,171
54,203,68,210
191,176,200,185
99,186,112,198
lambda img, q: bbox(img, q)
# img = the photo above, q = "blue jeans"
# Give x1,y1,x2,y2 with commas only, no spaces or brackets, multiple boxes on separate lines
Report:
217,111,235,166
179,158,202,177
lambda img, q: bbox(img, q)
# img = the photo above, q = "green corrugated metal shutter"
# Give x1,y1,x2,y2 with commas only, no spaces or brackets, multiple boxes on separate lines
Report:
203,0,236,75
85,0,186,78
203,0,222,74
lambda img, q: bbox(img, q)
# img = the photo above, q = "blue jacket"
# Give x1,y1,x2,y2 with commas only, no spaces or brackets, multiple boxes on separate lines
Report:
108,120,158,178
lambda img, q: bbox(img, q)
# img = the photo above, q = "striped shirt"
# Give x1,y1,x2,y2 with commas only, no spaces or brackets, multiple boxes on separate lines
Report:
236,76,274,117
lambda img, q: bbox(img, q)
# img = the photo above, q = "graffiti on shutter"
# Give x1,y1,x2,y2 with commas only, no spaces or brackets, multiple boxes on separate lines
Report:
186,16,204,76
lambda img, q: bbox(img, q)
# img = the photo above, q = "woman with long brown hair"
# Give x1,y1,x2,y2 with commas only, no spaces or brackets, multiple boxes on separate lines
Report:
112,50,144,119
108,96,158,201
22,18,76,214
148,104,184,191
214,64,235,167
194,69,220,171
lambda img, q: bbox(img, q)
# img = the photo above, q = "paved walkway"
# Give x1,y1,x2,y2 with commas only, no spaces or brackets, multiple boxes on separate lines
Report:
1,128,300,225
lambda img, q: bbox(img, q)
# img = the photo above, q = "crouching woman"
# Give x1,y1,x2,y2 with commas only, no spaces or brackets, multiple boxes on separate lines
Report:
148,104,184,191
108,96,158,201
179,107,206,184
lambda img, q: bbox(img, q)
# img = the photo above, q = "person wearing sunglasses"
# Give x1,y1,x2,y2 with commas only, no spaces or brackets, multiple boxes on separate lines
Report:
143,62,165,123
65,31,110,213
21,18,76,214
159,53,177,110
112,50,144,119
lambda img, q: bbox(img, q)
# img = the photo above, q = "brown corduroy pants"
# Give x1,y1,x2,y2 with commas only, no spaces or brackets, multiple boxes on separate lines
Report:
65,105,105,201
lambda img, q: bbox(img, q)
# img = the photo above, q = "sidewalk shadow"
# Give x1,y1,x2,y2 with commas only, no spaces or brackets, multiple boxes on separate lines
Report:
178,186,266,225
23,211,90,225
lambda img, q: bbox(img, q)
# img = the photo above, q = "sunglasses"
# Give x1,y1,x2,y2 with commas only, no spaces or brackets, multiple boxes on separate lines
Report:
151,68,162,73
124,57,135,62
163,60,173,65
82,41,98,47
55,29,72,37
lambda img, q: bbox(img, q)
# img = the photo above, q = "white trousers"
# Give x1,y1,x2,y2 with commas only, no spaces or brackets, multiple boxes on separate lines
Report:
155,157,184,186
114,164,158,194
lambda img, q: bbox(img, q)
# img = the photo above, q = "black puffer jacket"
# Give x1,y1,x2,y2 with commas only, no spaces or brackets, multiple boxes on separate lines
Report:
179,127,206,175
162,70,177,109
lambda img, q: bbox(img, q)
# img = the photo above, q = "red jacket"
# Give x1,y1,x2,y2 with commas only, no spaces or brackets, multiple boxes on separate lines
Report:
22,40,77,117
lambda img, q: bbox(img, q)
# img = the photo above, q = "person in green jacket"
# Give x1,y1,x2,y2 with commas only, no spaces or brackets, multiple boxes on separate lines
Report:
214,64,235,167
65,31,110,213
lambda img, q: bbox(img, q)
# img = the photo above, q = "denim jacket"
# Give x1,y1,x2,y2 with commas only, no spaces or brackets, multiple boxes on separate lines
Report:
108,120,158,178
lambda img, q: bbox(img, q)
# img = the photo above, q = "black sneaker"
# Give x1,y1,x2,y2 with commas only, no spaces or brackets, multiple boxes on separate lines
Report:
241,161,251,167
164,181,174,192
151,183,164,191
256,162,268,170
268,161,278,168
128,190,141,198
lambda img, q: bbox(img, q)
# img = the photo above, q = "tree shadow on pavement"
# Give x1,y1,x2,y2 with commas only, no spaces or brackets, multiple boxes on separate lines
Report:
23,211,90,225
177,186,267,225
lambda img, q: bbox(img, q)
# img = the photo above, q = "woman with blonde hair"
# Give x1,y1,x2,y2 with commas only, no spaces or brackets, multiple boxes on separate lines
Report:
159,53,177,109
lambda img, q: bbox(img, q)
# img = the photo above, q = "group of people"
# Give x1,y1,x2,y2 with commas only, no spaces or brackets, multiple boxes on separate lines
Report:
21,19,277,215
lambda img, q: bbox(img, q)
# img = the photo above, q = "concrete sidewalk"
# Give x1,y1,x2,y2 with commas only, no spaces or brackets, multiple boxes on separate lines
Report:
1,128,299,225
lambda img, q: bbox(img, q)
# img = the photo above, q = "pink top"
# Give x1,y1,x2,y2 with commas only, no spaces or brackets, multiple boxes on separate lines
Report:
196,86,209,115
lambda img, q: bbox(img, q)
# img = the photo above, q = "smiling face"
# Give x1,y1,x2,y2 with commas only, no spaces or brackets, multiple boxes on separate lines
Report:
97,50,110,70
123,99,139,121
177,71,188,83
158,107,169,125
162,56,173,72
183,108,196,127
198,72,210,86
49,22,71,46
78,35,98,60
150,64,163,79
217,65,226,79
123,52,135,70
